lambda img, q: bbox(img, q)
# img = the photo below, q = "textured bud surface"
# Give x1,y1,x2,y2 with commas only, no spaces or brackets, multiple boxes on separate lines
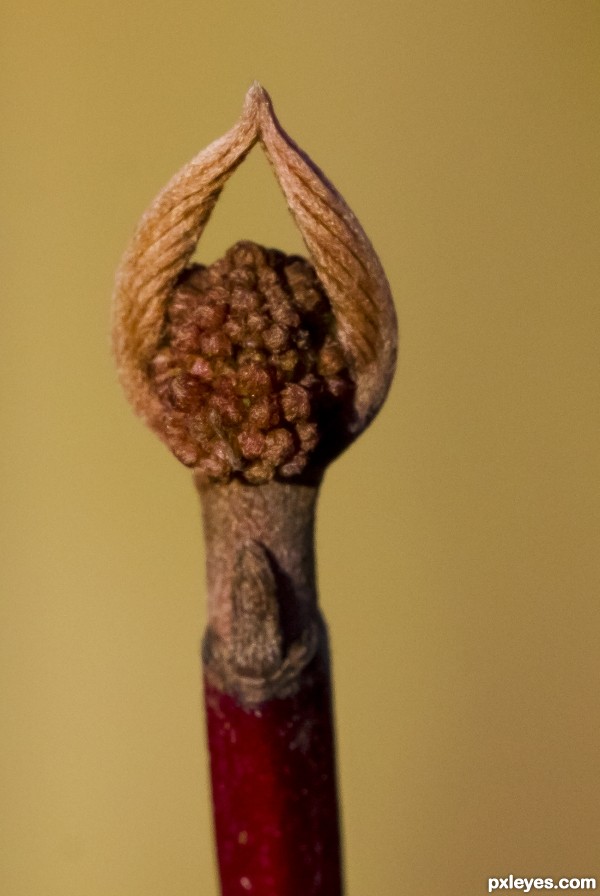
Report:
149,241,354,483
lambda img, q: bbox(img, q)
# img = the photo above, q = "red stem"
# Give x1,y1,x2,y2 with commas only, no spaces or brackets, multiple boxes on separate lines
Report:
204,652,342,896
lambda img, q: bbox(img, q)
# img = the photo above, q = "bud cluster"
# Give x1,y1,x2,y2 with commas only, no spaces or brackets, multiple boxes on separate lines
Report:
149,241,353,483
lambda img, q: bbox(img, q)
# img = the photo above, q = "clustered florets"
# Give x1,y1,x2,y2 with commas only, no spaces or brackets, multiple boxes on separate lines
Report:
149,241,354,484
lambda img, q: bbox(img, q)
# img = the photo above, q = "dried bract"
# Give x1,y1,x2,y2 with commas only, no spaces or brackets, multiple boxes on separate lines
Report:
112,84,397,480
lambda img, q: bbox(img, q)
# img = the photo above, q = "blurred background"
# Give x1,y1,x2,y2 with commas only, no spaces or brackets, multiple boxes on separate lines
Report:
1,2,599,894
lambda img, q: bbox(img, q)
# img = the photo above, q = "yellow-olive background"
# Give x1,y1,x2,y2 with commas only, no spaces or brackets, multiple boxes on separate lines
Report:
2,2,599,894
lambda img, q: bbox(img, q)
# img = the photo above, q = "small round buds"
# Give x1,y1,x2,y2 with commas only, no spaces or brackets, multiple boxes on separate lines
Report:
149,242,354,484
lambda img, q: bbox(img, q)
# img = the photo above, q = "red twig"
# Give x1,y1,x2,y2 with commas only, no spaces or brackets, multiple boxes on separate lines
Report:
205,656,341,896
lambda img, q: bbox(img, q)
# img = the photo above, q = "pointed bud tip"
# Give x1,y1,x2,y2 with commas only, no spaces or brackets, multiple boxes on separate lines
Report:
243,82,274,118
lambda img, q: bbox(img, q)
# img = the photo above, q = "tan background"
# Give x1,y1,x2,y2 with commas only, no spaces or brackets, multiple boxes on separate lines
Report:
2,2,599,894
